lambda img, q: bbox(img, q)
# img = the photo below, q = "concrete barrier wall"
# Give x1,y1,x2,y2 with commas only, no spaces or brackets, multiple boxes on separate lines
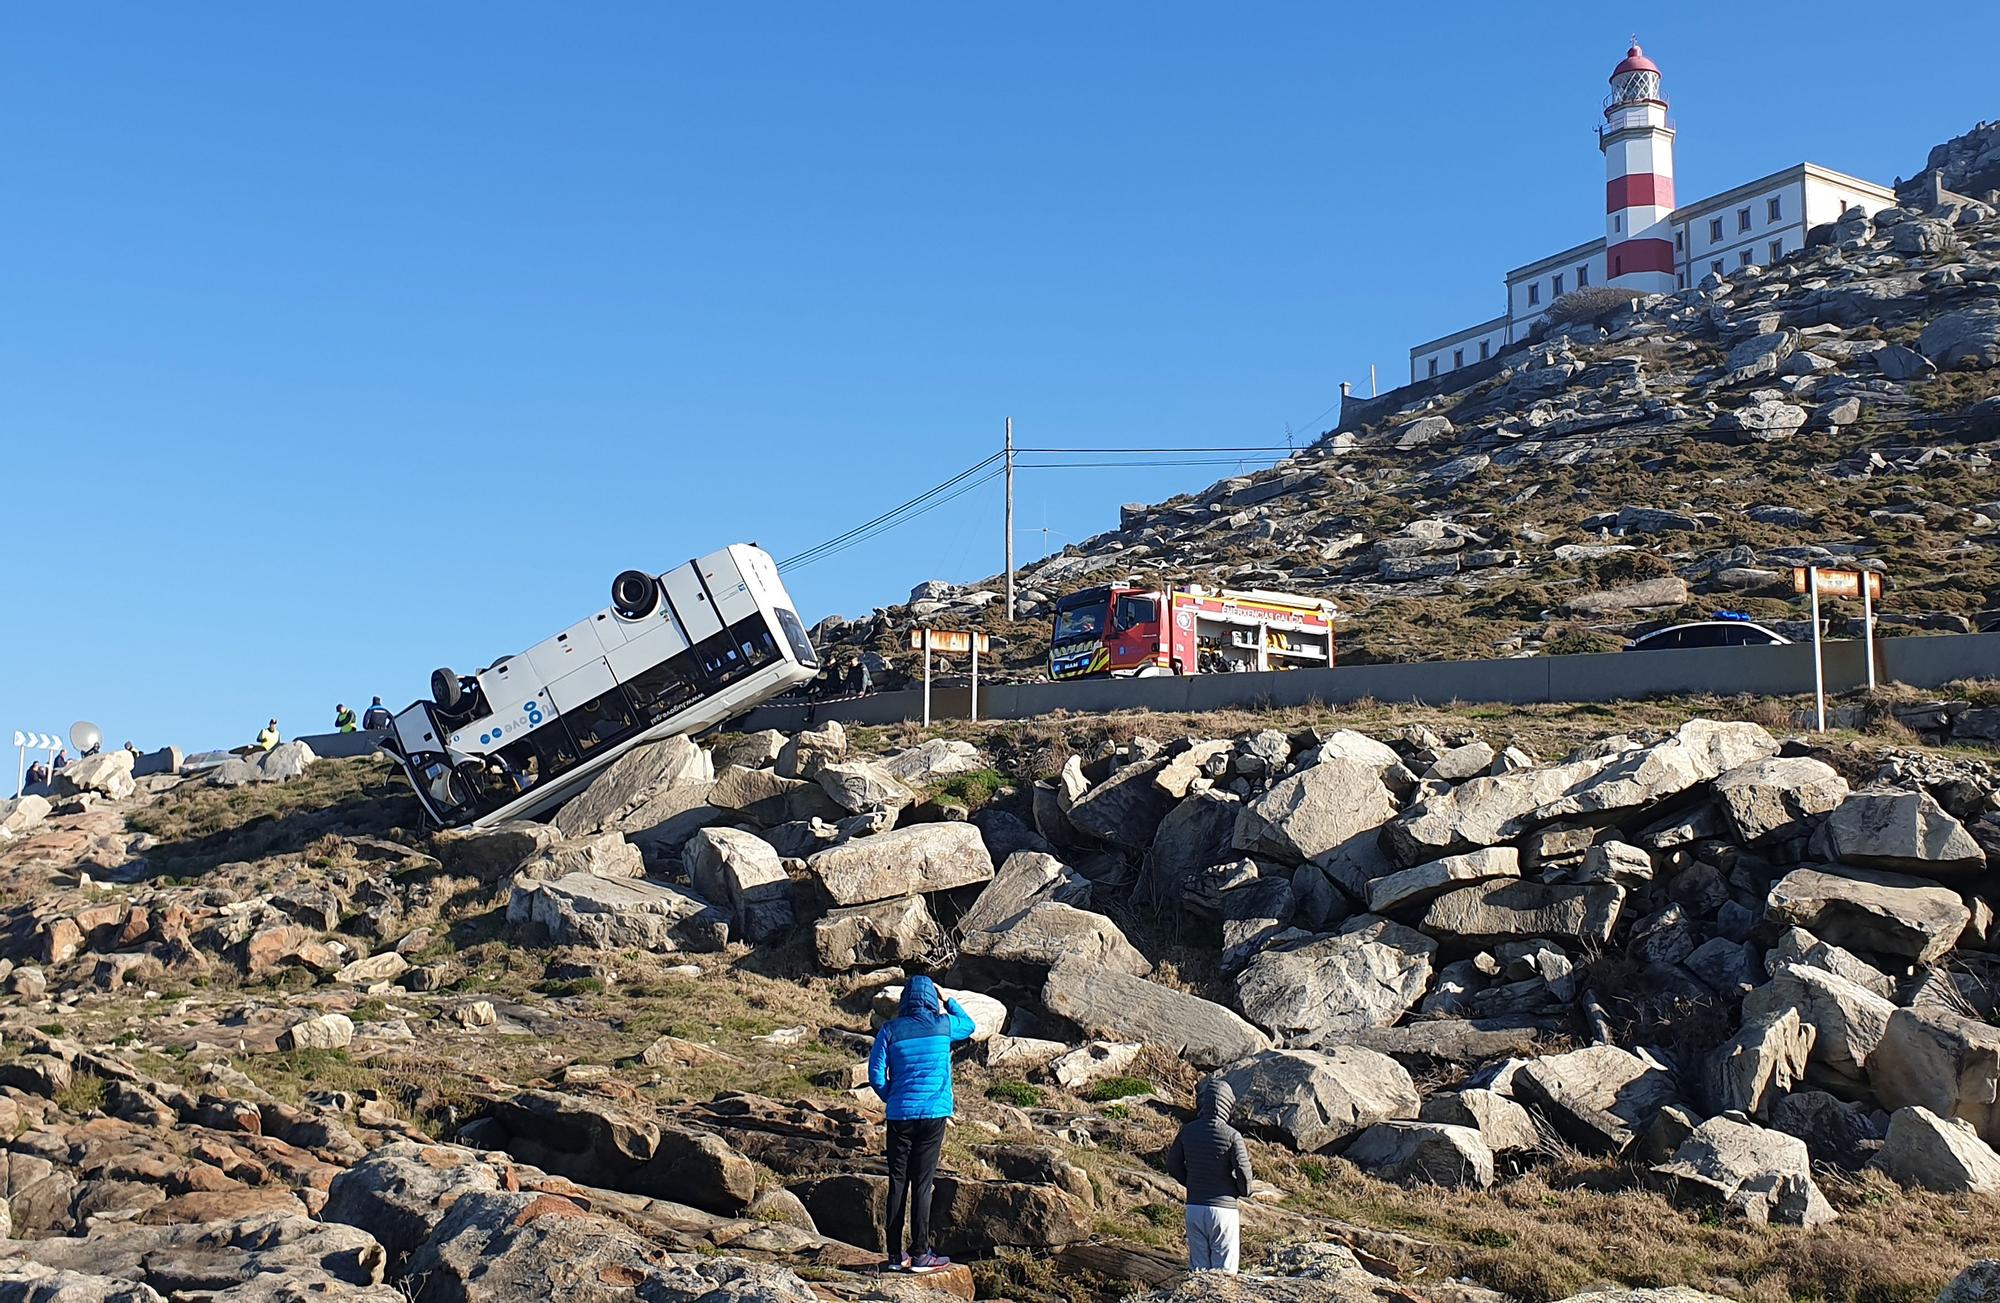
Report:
735,633,2000,734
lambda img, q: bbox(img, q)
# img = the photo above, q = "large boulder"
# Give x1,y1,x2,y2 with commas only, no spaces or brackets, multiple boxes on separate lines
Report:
804,822,994,906
957,850,1091,936
1941,1262,2000,1303
1420,1089,1540,1153
1742,963,1896,1087
403,1189,814,1303
1065,757,1176,850
1652,1116,1836,1226
1768,1090,1880,1169
323,1142,511,1262
880,738,986,786
1422,879,1624,947
1821,788,1986,877
1234,917,1435,1046
1765,927,1894,998
514,830,645,882
1918,304,2000,370
1344,1121,1495,1189
682,827,794,942
1233,759,1397,865
56,749,137,800
1868,1106,2000,1192
1532,720,1777,823
1044,962,1267,1068
1367,847,1520,914
1869,1007,2000,1143
507,873,727,953
959,902,1151,985
1382,754,1617,866
708,764,844,827
1144,789,1241,909
0,1216,401,1301
485,1089,755,1213
775,720,847,780
1706,1007,1814,1117
1765,866,1970,964
437,821,566,879
0,795,51,839
550,735,711,836
815,760,918,814
1513,1045,1678,1155
1220,1047,1419,1152
1712,757,1850,844
813,895,942,972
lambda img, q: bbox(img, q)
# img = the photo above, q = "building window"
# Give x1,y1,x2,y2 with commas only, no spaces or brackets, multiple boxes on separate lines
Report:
1709,218,1723,242
1613,214,1623,232
1675,230,1685,251
1710,260,1723,276
1479,340,1490,360
1677,271,1687,289
1527,282,1540,306
1769,239,1784,264
1738,207,1752,232
1768,196,1782,221
1552,273,1564,296
1427,358,1438,378
1453,349,1464,369
1613,254,1623,276
1577,264,1589,287
1739,249,1754,268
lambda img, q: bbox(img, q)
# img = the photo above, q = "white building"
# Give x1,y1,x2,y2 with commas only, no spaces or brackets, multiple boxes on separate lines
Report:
1409,44,1898,384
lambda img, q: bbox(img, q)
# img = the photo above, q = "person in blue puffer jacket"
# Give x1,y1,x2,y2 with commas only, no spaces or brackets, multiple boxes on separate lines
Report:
867,974,977,1273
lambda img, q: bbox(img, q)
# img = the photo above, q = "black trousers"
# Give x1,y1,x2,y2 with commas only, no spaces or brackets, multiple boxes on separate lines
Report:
884,1116,947,1258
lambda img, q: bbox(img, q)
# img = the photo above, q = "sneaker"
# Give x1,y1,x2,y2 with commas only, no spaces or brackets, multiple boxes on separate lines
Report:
880,1255,910,1274
908,1253,952,1273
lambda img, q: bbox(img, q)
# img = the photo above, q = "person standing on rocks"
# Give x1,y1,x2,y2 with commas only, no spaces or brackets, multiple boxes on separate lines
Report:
362,697,394,730
1166,1076,1253,1273
333,703,359,733
867,974,975,1273
255,720,280,751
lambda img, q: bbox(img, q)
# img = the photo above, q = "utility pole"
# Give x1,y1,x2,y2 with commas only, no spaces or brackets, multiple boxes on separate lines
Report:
1004,417,1015,620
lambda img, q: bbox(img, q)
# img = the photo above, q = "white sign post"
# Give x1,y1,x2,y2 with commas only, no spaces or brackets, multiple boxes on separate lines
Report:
908,629,992,729
12,730,62,796
1793,566,1886,733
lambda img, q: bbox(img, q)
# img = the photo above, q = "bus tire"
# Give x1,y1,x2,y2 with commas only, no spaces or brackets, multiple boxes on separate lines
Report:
431,668,462,710
612,569,660,620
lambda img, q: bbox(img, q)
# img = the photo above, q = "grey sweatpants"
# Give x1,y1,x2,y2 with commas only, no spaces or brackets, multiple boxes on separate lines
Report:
1184,1204,1240,1272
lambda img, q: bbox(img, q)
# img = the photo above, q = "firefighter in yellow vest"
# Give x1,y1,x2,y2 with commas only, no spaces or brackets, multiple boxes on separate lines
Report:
334,704,358,733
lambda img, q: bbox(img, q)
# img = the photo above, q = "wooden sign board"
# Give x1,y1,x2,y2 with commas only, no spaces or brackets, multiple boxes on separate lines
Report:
909,629,990,655
1791,567,1884,600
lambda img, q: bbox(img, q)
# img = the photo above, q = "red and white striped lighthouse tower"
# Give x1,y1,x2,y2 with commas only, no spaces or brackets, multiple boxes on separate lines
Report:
1600,42,1677,293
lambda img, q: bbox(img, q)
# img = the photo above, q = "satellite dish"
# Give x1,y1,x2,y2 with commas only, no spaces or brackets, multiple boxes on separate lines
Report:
69,721,102,754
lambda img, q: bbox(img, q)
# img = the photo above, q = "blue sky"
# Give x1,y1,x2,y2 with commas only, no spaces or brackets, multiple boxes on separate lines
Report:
5,2,1994,756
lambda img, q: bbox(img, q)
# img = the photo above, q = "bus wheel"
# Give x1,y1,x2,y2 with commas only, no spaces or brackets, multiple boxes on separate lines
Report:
431,668,463,710
612,569,660,619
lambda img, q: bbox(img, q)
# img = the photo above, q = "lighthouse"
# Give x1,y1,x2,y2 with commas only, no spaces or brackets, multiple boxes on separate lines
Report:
1600,42,1677,293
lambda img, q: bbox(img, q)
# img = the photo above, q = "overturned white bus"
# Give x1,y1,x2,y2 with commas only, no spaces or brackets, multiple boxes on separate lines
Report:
381,544,818,828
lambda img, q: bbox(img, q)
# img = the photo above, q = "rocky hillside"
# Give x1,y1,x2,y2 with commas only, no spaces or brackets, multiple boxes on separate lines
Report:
813,126,2000,681
7,697,2000,1300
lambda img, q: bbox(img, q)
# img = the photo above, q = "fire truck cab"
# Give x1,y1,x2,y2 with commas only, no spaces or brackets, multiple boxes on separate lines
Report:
1049,582,1337,680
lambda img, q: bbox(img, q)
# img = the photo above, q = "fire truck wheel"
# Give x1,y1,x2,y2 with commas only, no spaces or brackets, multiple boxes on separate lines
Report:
611,569,660,620
431,668,463,710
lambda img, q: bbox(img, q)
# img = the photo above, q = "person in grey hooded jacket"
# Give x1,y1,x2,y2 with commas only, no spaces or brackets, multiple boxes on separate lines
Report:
1165,1076,1253,1272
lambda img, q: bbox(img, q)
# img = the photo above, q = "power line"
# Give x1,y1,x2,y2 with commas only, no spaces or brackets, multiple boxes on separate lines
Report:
1015,445,1303,454
780,465,1006,573
779,452,1002,570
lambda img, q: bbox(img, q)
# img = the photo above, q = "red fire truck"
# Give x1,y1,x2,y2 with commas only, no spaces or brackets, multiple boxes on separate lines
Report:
1048,582,1338,680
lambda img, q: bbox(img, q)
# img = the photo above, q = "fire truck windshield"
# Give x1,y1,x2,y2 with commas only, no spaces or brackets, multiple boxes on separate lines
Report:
1052,594,1108,644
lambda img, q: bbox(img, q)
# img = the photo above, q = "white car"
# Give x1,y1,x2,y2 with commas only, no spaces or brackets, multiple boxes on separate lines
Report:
382,544,817,828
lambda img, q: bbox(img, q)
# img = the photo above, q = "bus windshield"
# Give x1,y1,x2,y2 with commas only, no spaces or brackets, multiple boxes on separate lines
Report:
1052,593,1109,644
